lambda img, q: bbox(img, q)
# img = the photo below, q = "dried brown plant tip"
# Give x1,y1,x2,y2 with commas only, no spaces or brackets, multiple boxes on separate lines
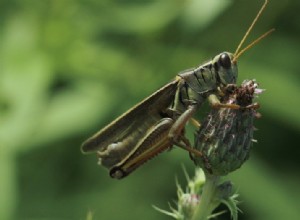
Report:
194,80,262,176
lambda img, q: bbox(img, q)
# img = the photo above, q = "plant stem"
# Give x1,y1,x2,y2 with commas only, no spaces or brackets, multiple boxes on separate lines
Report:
191,174,220,220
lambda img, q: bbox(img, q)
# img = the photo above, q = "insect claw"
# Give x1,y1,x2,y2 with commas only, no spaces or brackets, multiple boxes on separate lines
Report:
190,117,201,129
249,102,260,109
240,102,260,110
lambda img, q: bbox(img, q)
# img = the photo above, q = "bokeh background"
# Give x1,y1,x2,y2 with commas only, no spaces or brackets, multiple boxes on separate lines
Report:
1,0,299,219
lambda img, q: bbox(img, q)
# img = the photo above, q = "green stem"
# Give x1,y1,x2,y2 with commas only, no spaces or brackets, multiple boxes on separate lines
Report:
191,174,220,220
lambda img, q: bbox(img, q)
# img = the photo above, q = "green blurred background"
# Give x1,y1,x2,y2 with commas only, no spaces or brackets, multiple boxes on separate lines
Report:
1,0,299,219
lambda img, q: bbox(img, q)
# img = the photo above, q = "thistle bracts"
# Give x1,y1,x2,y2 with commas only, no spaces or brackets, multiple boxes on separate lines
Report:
194,80,262,175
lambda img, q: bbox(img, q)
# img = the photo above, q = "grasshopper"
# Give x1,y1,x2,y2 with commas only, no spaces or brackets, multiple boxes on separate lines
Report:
81,0,273,179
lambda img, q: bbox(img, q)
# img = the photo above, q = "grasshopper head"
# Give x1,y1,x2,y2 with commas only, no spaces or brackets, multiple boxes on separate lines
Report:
213,52,238,86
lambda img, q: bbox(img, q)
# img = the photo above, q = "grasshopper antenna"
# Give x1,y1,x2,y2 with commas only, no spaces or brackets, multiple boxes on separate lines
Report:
233,0,269,62
233,28,274,62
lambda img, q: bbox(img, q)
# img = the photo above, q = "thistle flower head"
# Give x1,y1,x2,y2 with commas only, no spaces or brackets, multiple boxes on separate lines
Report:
194,80,262,175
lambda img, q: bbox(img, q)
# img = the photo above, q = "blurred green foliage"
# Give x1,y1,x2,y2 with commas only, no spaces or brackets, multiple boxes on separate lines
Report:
0,0,299,219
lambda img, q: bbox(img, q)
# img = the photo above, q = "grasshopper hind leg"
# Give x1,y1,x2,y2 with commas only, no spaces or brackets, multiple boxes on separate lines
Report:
109,118,175,179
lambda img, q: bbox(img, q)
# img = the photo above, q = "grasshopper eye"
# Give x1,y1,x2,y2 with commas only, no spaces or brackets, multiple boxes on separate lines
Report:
219,53,231,69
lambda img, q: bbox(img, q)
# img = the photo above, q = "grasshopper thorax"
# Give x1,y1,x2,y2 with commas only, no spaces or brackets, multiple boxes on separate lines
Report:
212,52,238,86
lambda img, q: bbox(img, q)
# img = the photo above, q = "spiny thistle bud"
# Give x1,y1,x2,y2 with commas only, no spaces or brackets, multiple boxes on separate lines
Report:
180,193,200,218
153,168,205,220
194,80,263,176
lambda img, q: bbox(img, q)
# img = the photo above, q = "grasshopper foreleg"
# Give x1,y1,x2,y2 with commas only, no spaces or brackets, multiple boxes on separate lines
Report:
208,93,240,109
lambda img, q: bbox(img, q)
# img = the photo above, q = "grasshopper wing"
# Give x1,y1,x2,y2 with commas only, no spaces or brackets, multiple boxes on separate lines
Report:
81,79,179,154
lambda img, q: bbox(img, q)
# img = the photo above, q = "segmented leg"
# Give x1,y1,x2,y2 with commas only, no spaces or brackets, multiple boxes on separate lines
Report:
168,104,198,141
208,94,240,109
110,118,174,179
168,104,207,159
